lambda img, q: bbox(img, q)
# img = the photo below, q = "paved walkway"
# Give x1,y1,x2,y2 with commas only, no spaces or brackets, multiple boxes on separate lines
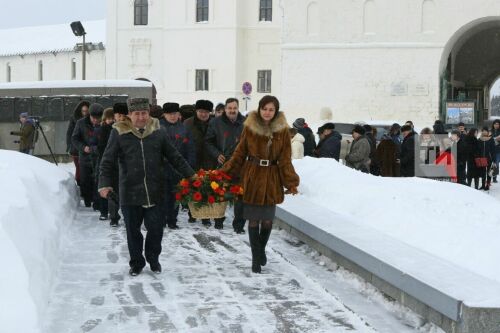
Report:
43,206,437,333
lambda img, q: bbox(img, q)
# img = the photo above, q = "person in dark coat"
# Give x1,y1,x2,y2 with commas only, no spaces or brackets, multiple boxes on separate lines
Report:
66,101,90,186
400,125,416,177
10,112,35,154
464,128,480,189
375,134,398,177
363,125,379,175
477,127,495,190
451,130,467,185
205,98,246,232
490,119,500,183
113,102,128,123
457,122,467,140
72,103,103,208
98,98,195,276
314,122,341,160
293,118,316,157
159,102,196,229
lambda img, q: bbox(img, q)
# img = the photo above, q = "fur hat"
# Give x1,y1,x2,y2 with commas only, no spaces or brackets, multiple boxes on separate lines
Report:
113,102,128,115
352,124,365,135
322,122,335,131
401,125,412,133
89,103,104,117
127,98,150,113
163,102,180,114
195,100,213,112
293,118,305,129
150,105,164,119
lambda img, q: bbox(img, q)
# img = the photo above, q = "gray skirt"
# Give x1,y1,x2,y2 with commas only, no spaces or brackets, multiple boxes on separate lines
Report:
243,203,276,221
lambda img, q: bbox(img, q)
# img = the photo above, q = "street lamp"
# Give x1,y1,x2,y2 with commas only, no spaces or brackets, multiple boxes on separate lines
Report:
70,21,86,80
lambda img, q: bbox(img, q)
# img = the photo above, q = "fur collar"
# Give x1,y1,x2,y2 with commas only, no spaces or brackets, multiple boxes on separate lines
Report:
113,117,160,139
244,111,289,137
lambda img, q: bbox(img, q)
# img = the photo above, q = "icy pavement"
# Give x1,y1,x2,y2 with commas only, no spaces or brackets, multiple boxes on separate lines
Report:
43,202,442,333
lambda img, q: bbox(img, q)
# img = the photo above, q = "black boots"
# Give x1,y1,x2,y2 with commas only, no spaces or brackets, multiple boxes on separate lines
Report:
259,228,272,266
248,227,261,273
214,219,224,229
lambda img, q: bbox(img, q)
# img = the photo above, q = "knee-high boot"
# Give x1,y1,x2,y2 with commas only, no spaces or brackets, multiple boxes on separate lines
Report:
259,228,272,266
248,226,261,273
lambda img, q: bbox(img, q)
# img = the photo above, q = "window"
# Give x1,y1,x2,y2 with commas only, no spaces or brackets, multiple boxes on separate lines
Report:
257,70,272,93
71,58,76,80
196,0,209,22
195,69,209,91
6,63,11,82
38,61,43,81
134,0,148,26
259,0,272,22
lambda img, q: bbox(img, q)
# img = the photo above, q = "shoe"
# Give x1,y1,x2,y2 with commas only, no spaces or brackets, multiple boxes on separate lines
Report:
84,200,92,208
110,219,119,227
202,220,212,227
214,220,223,229
248,227,261,274
188,217,196,223
484,185,490,191
168,224,179,230
235,228,245,234
494,177,498,183
259,228,272,266
150,262,162,274
129,266,143,276
99,214,108,221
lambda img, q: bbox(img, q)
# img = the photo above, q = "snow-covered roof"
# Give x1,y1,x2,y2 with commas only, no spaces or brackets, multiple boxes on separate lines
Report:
0,20,106,57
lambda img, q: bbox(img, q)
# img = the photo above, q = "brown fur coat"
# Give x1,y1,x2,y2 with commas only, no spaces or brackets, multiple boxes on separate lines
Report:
222,111,300,205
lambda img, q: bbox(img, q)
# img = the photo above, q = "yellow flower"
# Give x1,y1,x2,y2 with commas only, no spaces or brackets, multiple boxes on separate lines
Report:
211,181,219,190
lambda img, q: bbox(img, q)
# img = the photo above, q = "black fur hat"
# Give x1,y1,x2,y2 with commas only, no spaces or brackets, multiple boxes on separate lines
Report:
113,103,128,115
195,100,213,112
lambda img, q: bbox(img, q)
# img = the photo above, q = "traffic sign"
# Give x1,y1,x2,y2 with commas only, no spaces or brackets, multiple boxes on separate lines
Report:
242,82,252,95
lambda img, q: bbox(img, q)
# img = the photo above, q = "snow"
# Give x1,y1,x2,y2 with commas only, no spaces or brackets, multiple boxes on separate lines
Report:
284,157,500,288
0,151,77,333
0,79,153,90
0,20,105,56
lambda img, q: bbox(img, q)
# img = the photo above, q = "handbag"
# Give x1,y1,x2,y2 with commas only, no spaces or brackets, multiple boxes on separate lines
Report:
474,157,488,168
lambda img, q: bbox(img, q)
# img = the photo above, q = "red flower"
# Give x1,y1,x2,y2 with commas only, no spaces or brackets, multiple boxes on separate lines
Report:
180,179,190,188
230,185,240,194
193,180,202,188
175,134,181,140
175,193,182,201
181,188,190,195
208,196,215,204
193,192,202,201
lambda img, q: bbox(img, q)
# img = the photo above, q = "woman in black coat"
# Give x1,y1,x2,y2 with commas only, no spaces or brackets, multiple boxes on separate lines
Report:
491,119,500,183
477,127,495,190
464,128,480,189
66,101,90,186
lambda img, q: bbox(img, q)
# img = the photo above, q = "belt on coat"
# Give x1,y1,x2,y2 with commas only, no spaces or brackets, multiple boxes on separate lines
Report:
246,156,278,167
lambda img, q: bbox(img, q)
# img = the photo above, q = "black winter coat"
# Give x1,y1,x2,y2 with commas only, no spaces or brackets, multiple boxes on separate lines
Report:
159,119,196,167
98,118,195,206
66,101,88,156
400,133,416,177
464,135,480,178
478,137,495,162
184,116,215,170
297,126,317,157
315,131,341,160
71,116,101,168
491,129,500,154
205,112,245,166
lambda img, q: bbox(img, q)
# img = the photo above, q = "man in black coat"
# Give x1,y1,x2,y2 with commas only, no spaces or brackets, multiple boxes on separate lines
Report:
160,102,196,229
400,125,416,177
66,101,90,186
314,122,341,161
72,103,103,208
98,98,195,276
293,118,317,157
451,130,467,185
205,98,246,232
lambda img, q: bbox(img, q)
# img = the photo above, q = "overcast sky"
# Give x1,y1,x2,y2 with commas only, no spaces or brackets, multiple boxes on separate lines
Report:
0,0,106,29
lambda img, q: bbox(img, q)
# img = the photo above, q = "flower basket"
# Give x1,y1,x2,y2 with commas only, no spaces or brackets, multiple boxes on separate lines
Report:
188,201,228,219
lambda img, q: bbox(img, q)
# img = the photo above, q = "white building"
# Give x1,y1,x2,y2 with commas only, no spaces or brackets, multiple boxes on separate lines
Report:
0,20,106,83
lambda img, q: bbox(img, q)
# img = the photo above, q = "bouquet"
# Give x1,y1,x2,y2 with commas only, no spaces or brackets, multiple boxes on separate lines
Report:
176,169,243,219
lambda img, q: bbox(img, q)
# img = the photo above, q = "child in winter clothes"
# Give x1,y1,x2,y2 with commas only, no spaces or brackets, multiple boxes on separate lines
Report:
289,128,305,159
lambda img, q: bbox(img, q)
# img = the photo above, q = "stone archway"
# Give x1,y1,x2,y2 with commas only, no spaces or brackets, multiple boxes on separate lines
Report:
439,17,500,125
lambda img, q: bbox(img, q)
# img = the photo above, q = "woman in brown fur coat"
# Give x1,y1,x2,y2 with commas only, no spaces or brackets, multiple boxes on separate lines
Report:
222,95,300,273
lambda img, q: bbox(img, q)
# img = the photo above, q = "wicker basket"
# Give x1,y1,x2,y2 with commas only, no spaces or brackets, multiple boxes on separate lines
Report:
188,202,228,219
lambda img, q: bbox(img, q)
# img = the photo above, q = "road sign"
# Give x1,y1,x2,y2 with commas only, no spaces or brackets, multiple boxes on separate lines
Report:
242,82,252,96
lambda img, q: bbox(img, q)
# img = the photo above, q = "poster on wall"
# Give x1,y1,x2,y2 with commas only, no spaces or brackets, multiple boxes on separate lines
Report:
446,102,475,125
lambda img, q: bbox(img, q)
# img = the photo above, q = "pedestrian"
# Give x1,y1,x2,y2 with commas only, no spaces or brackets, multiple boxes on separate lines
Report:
149,105,164,120
433,120,447,135
457,122,467,140
314,122,341,160
375,133,398,177
72,103,103,209
66,101,90,186
221,95,299,274
293,118,317,157
464,128,480,189
289,128,305,159
160,102,196,229
205,98,246,232
400,125,416,177
184,100,216,226
477,127,495,190
99,98,195,276
363,124,379,175
214,103,225,117
10,112,35,154
345,125,371,173
450,130,467,185
490,119,500,183
389,123,402,176
113,102,128,123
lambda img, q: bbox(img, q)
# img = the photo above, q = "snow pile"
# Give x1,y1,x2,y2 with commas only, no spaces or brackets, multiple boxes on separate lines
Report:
287,157,500,283
0,151,77,333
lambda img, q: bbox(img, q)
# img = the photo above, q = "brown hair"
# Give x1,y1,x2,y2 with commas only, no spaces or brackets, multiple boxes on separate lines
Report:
257,95,280,120
102,108,114,123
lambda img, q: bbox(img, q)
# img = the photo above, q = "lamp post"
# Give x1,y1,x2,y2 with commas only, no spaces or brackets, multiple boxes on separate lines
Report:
70,21,87,80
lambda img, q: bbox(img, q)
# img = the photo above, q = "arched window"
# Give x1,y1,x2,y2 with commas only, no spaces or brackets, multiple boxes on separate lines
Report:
363,0,376,35
134,0,148,26
38,60,43,81
6,63,11,82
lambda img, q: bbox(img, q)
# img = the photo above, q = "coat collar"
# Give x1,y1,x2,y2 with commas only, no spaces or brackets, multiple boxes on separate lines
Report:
113,117,160,139
244,111,289,137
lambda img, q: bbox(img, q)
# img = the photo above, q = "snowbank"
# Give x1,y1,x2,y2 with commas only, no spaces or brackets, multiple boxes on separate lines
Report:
287,157,500,284
0,151,77,333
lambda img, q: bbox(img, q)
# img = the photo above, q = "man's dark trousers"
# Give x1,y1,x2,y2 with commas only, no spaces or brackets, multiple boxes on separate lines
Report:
121,205,163,269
